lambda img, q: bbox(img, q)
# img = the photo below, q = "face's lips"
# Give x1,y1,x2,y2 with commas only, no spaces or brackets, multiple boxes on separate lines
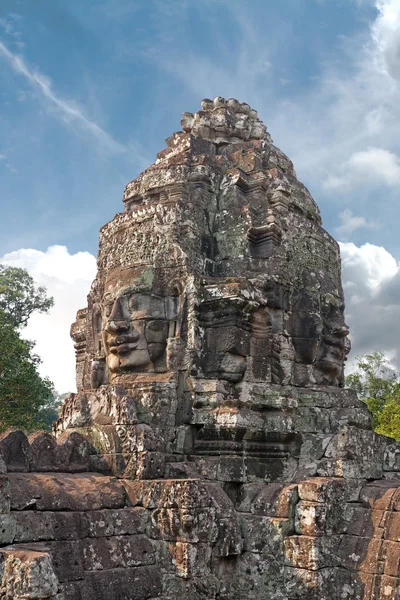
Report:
108,334,139,354
109,342,139,354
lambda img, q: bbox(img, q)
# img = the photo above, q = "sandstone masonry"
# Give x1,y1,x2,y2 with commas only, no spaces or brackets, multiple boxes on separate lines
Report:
0,97,399,599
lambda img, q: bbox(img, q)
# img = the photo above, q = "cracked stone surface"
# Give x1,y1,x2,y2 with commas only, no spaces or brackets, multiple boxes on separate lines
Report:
0,98,399,599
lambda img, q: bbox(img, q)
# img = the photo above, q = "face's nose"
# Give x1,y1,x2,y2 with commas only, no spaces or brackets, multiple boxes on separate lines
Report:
105,298,129,333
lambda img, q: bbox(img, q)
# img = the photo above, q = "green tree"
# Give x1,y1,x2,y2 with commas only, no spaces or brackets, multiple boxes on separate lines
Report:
0,265,54,328
0,310,54,432
37,391,71,429
345,351,400,440
0,264,56,432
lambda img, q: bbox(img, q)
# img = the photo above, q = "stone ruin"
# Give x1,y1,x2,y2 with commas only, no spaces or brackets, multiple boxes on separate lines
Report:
0,97,399,600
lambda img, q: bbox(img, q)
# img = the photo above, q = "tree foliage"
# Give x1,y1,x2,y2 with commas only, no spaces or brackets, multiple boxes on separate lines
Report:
345,351,400,441
0,310,54,432
37,391,70,429
0,264,58,432
0,265,54,328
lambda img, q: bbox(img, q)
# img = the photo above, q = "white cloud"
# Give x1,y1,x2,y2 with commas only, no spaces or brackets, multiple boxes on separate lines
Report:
0,41,125,153
1,246,96,392
374,0,400,81
310,0,400,195
348,147,400,185
340,241,400,373
324,147,400,191
340,241,398,291
335,208,378,238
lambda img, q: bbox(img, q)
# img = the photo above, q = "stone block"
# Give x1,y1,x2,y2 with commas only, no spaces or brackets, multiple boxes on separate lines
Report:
0,514,16,544
136,451,165,479
117,534,155,567
392,487,400,511
359,537,385,574
298,477,357,503
295,501,334,536
52,512,90,540
241,515,285,554
86,507,149,537
85,566,162,600
360,482,398,510
56,431,97,472
28,432,59,472
237,482,284,514
82,534,155,571
213,517,243,556
284,535,339,570
384,511,400,542
325,425,386,463
0,548,60,599
382,540,400,577
0,430,31,472
341,504,374,536
217,456,246,482
62,580,93,600
299,433,332,461
384,443,400,472
0,476,10,513
337,534,375,571
9,473,126,511
363,574,400,600
13,510,55,542
14,541,85,583
329,407,371,431
123,480,214,510
170,541,212,578
81,537,115,571
92,453,129,477
162,573,219,600
151,507,217,542
316,457,383,479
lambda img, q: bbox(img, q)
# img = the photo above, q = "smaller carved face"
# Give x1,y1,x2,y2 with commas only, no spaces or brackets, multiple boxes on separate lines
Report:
102,284,177,374
315,299,349,385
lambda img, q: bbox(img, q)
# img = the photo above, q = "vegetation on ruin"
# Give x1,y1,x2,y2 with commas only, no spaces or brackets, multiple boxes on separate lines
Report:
346,351,400,441
0,265,59,432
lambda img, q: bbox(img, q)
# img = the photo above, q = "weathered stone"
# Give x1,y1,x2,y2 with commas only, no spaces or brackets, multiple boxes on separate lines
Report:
2,98,400,599
28,432,59,472
9,473,126,511
82,534,154,570
0,430,31,472
0,475,10,513
13,511,55,542
85,507,149,537
0,549,61,599
85,566,162,600
0,514,16,544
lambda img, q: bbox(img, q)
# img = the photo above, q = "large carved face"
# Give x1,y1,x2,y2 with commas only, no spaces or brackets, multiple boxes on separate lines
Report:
101,267,179,374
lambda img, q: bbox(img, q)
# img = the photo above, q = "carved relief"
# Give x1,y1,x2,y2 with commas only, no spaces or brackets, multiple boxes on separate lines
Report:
59,96,353,473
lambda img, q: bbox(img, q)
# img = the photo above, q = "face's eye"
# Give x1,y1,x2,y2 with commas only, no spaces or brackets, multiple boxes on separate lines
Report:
146,320,168,343
128,295,140,312
147,320,164,332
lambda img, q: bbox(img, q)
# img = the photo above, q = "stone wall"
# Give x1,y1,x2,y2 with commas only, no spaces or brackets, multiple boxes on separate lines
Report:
0,468,399,599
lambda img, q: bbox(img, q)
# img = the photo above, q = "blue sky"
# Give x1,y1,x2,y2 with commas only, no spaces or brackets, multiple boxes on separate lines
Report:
1,0,400,391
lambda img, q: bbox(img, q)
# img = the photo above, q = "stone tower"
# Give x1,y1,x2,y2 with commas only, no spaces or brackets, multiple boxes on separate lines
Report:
0,98,399,600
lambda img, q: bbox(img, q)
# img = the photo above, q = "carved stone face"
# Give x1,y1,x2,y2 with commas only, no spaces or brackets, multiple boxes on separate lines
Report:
102,292,168,372
314,298,350,385
101,269,179,375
